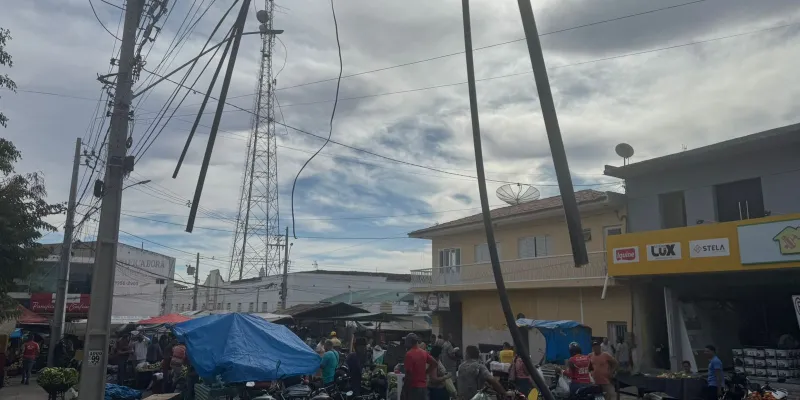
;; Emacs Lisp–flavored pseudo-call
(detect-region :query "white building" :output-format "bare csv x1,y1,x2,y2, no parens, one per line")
13,241,176,320
171,270,412,313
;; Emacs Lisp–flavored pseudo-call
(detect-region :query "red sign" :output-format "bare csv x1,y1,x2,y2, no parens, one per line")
613,247,640,264
30,293,90,315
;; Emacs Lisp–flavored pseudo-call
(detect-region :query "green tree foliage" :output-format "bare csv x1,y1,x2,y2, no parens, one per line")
0,27,64,321
1,28,17,128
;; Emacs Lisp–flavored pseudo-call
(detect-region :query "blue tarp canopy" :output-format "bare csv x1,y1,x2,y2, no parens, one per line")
173,313,321,383
10,328,22,339
516,319,592,363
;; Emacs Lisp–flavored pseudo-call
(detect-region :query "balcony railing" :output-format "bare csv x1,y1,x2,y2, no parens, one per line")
410,251,608,289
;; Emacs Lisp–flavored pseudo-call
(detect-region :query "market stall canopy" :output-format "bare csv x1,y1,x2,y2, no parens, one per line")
357,315,432,332
10,328,23,338
278,302,368,320
250,313,293,324
17,305,48,325
516,319,592,362
327,312,403,322
172,313,321,383
138,313,191,325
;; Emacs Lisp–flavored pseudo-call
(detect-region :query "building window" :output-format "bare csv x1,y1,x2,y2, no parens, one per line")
262,302,268,312
582,228,592,242
438,248,461,267
216,302,222,310
237,303,242,312
659,191,687,228
226,303,231,311
474,243,501,263
518,236,549,258
248,302,254,312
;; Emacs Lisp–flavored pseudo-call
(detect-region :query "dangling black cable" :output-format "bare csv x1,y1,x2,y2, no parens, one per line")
289,0,343,239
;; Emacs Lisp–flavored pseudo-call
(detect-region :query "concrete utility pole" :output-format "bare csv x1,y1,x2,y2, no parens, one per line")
78,0,145,397
280,227,289,310
192,253,200,310
48,137,82,367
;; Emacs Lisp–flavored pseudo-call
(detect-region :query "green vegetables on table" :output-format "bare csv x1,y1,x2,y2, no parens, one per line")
37,367,80,388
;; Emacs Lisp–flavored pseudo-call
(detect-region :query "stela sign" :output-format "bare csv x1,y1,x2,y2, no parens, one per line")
30,293,90,315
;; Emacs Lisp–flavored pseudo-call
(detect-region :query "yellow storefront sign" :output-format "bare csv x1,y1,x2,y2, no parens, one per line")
606,214,800,276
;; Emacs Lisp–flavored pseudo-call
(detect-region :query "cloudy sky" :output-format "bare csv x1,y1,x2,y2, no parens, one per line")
2,0,799,282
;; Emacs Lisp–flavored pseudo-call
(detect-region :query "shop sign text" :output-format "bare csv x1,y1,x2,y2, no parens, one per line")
613,247,639,264
689,238,730,258
646,242,682,261
739,219,800,264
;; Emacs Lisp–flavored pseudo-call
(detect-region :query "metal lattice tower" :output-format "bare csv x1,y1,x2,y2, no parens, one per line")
230,0,282,280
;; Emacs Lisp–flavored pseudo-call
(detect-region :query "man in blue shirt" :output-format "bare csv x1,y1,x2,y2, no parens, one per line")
320,339,340,386
704,345,723,400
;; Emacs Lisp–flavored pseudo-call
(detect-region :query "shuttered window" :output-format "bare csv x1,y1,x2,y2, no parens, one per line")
475,243,501,263
518,236,551,258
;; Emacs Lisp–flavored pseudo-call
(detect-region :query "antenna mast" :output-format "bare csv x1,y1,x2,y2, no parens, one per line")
230,0,282,280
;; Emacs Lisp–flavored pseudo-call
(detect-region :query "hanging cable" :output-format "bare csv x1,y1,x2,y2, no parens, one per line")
289,0,342,239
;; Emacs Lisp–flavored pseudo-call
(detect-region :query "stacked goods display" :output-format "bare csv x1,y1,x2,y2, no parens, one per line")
734,348,800,379
37,367,80,395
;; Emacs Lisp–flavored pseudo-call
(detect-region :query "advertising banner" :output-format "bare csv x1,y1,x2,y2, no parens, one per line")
30,293,90,315
114,245,176,318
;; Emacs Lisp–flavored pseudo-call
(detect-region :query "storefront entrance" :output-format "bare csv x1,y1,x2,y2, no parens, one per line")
645,269,800,375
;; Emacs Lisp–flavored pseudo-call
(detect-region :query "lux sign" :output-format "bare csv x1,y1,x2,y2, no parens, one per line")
646,242,682,261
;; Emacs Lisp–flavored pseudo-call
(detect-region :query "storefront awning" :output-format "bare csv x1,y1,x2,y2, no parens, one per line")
17,305,49,325
138,313,191,325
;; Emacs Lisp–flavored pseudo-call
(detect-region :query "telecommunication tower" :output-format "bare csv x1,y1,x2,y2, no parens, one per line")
230,0,282,280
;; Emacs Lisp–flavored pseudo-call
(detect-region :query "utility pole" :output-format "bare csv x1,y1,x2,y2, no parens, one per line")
192,253,200,310
280,226,289,310
78,0,145,397
48,137,82,367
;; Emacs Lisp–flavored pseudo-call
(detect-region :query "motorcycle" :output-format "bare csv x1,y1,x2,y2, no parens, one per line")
549,370,605,400
722,372,789,400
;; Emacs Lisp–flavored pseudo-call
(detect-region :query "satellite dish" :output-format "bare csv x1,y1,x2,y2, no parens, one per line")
615,143,634,165
496,184,541,206
256,10,269,23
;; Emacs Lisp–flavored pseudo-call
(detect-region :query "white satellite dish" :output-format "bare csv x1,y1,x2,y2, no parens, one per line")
496,184,540,206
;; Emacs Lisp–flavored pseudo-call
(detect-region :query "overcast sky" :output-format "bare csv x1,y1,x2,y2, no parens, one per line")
2,0,799,283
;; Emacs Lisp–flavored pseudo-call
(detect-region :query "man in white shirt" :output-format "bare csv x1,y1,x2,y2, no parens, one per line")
600,337,615,357
131,331,150,365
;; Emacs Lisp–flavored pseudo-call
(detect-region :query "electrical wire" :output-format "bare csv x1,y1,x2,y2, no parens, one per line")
88,0,122,41
234,0,711,94
289,0,343,239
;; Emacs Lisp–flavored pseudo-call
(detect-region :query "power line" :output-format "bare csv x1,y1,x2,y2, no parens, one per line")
239,0,711,93
88,0,122,41
291,0,344,239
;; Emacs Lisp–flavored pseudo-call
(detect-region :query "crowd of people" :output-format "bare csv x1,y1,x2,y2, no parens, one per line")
112,330,188,392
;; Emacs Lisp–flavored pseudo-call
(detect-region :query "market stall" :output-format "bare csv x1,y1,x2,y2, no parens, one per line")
172,312,321,398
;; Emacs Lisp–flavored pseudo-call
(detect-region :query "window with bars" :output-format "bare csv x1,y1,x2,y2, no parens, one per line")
518,236,551,258
475,243,501,263
216,303,222,310
248,302,254,312
237,303,242,312
262,302,268,312
226,303,231,311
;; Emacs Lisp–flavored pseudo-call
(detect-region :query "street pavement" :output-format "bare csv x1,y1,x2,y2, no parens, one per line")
1,380,50,400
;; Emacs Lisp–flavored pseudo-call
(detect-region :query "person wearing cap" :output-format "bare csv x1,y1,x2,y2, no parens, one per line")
329,331,342,350
402,333,438,400
320,339,340,386
590,339,617,399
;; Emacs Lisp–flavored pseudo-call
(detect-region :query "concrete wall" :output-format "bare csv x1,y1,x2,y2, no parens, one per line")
459,286,632,347
431,210,626,266
172,271,410,313
626,145,800,232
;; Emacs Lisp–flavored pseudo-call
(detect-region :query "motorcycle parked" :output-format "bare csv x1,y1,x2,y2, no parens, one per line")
722,372,789,400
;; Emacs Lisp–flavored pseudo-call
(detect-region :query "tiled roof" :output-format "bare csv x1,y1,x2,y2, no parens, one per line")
408,189,609,236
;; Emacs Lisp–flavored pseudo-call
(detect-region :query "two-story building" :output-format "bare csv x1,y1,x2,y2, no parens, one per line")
409,189,631,347
604,123,800,374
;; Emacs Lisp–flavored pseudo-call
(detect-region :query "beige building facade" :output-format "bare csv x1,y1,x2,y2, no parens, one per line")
409,190,632,347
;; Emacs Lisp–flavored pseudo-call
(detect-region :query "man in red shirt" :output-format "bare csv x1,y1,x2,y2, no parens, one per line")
21,335,40,385
402,333,437,400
